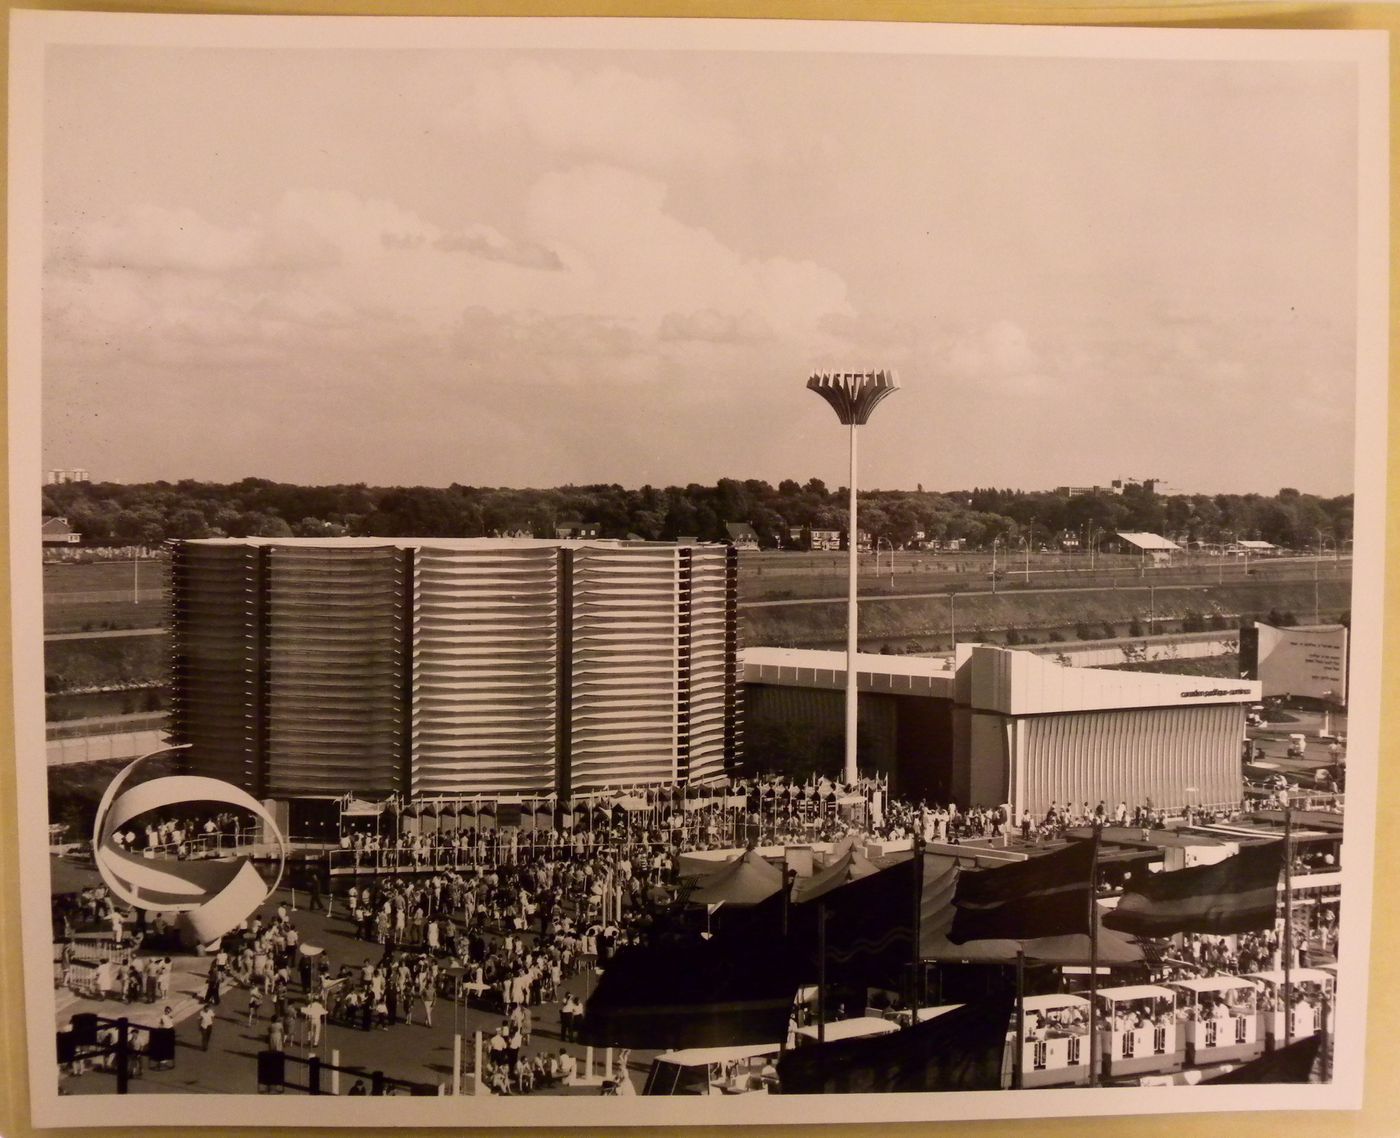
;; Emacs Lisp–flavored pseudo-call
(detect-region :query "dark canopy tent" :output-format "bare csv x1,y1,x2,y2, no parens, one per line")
791,847,880,904
688,849,785,907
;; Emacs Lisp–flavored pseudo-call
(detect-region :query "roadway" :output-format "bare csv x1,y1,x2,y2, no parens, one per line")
745,581,1221,608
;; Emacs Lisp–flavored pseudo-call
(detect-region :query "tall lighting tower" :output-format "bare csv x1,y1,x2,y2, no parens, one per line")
807,370,900,785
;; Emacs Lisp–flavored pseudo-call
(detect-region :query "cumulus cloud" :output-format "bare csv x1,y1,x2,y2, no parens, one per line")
456,60,745,174
942,319,1055,395
44,169,857,403
449,306,655,387
658,308,773,345
525,164,851,338
431,226,563,270
47,203,337,275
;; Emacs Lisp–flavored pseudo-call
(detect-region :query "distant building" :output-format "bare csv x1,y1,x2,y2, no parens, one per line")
810,528,842,552
1056,478,1163,498
554,519,601,540
41,516,81,545
1055,485,1112,498
167,537,741,809
1114,531,1181,567
744,644,1257,812
724,522,760,550
46,468,90,485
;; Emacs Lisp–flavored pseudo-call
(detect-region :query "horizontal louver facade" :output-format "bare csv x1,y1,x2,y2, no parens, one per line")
168,543,261,790
264,546,405,797
412,545,558,796
166,538,739,801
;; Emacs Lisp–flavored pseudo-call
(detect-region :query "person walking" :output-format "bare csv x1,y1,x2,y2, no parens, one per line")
198,1002,216,1052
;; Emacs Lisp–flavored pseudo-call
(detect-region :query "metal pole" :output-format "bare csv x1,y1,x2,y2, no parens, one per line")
910,836,925,1012
133,556,139,605
1087,827,1101,1088
948,593,956,652
1014,949,1025,1090
845,421,859,786
817,901,828,1045
1284,811,1294,1048
1314,538,1321,624
116,1018,130,1094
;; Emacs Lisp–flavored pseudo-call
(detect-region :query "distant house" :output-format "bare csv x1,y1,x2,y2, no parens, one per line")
809,528,842,552
496,524,534,539
42,516,81,545
555,519,601,540
724,522,760,550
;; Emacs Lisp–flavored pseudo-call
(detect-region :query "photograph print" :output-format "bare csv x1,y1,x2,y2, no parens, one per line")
7,11,1389,1129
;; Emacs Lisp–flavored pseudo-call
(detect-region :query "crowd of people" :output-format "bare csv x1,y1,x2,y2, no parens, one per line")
51,769,1345,1095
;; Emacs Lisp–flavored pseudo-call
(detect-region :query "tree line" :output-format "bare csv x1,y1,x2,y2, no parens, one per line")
41,476,1354,552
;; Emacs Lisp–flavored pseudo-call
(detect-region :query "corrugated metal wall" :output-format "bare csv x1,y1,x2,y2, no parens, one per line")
1014,704,1242,814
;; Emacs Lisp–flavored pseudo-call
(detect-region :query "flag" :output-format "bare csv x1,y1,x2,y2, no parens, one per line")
1200,1033,1321,1084
580,892,797,1049
777,994,1015,1094
792,855,918,989
948,837,1097,944
1102,839,1283,937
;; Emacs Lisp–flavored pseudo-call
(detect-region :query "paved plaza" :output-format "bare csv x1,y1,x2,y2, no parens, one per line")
55,880,654,1097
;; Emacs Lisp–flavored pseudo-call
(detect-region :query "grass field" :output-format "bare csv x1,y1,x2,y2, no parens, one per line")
43,558,167,593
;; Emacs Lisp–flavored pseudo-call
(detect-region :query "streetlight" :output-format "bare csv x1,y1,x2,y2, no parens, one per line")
991,535,1000,595
1019,536,1030,584
876,536,895,588
807,369,900,786
1314,531,1325,624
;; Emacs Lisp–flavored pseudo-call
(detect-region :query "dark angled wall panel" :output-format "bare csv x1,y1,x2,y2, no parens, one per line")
167,543,260,790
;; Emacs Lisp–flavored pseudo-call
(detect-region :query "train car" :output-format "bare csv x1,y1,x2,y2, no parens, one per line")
642,1042,781,1095
1246,969,1334,1050
1170,976,1264,1067
1017,994,1092,1088
1095,985,1183,1081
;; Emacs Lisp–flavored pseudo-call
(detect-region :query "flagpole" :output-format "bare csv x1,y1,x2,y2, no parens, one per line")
1283,806,1294,1049
910,835,925,1013
1014,947,1025,1090
1087,824,1101,1088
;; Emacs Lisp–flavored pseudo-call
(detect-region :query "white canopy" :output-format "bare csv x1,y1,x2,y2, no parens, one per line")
1097,985,1177,1004
1245,969,1333,987
1170,976,1260,995
1115,532,1181,552
653,1043,780,1067
1023,993,1091,1012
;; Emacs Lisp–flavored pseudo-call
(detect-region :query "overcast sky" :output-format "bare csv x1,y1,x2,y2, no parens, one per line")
38,30,1362,496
